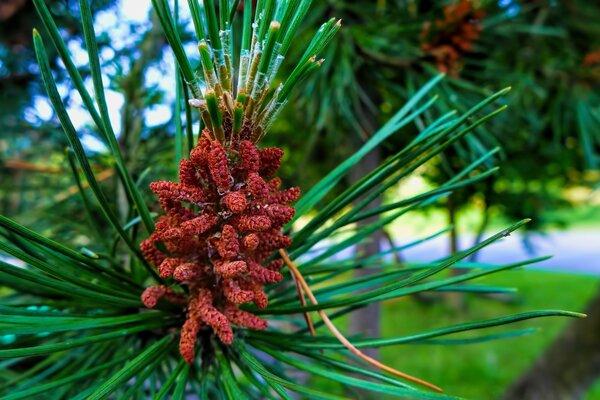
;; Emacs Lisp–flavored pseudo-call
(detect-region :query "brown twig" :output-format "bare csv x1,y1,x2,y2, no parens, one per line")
1,159,64,173
279,249,443,393
289,271,317,336
52,169,115,202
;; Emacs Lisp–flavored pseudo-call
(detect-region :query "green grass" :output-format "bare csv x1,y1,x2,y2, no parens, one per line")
308,269,600,399
542,203,600,230
382,270,600,399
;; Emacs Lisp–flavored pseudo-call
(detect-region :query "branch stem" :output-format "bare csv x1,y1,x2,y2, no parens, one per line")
279,249,443,393
289,271,316,336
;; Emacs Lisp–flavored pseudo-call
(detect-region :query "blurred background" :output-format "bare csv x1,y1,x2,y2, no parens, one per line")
1,0,599,398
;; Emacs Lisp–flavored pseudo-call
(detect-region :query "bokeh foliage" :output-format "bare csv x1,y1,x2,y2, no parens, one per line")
0,0,586,398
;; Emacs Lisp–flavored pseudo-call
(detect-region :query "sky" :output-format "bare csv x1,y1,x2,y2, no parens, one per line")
33,0,191,152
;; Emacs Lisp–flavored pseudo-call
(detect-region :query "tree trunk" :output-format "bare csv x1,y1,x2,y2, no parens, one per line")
448,194,459,256
348,146,384,359
447,194,467,311
503,285,600,400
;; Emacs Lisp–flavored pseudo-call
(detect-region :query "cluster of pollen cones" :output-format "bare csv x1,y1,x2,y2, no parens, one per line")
140,131,299,364
420,0,485,76
584,49,600,66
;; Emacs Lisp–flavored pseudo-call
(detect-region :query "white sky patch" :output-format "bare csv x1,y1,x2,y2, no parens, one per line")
183,41,199,58
66,39,89,68
143,49,177,127
33,96,54,121
155,50,177,102
100,46,116,61
67,106,93,131
105,89,125,133
192,120,200,133
81,133,108,153
145,65,165,86
95,6,118,27
56,81,70,99
118,0,153,24
145,104,173,127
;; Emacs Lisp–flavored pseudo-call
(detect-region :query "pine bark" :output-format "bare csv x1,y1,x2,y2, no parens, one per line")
503,285,600,400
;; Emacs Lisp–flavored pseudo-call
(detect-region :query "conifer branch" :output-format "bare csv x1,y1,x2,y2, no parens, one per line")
279,249,444,393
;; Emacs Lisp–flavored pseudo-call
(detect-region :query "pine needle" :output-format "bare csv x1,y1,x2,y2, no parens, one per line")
279,249,444,393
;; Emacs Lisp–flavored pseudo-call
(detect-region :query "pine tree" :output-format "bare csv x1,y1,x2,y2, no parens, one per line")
0,0,585,398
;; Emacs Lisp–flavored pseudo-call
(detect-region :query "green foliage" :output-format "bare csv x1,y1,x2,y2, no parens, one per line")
376,270,600,400
277,0,600,232
0,0,584,398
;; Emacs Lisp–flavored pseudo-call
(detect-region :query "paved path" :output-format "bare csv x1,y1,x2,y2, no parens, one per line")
398,230,600,275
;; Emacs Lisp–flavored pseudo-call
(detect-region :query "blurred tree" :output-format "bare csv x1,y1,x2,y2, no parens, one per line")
275,0,504,348
503,287,600,399
0,0,116,219
0,1,180,228
274,0,600,388
0,0,114,133
282,0,600,235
